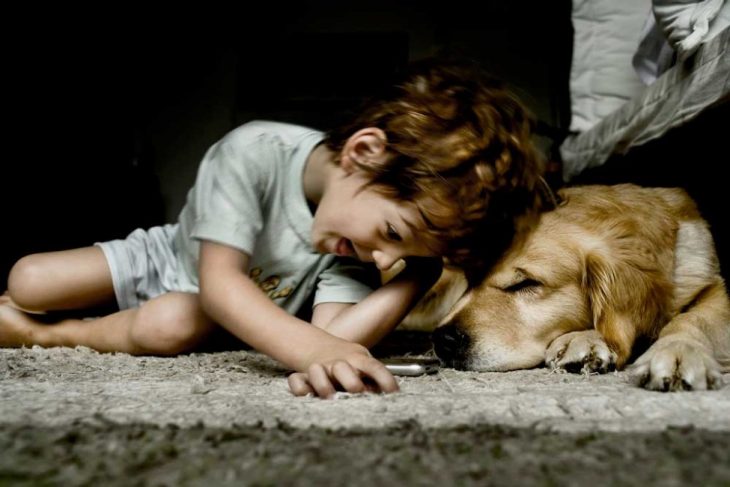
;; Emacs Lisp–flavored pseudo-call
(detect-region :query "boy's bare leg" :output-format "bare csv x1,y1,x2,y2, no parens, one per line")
0,303,139,351
0,292,215,355
6,246,116,312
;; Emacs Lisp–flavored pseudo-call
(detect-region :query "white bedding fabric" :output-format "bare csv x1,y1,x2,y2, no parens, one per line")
568,0,651,132
633,15,679,85
633,1,728,84
653,0,729,58
560,26,729,182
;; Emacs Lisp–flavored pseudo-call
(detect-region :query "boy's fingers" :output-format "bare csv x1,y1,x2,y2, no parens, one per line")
290,357,399,398
355,358,400,393
331,361,366,393
307,363,337,399
287,372,314,396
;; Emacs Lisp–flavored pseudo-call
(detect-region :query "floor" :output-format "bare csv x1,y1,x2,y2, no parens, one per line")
1,340,729,485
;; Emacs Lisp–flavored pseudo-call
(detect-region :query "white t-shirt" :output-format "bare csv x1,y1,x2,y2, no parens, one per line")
174,121,375,316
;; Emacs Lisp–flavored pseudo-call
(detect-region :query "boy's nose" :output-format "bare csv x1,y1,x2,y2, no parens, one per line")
372,250,399,271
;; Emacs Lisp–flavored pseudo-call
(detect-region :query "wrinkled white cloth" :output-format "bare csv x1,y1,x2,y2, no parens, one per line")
653,0,729,58
561,27,729,181
633,15,677,85
633,0,728,85
568,0,651,132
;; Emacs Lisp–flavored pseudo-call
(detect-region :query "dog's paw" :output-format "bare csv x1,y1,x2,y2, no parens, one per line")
628,337,724,391
545,330,617,374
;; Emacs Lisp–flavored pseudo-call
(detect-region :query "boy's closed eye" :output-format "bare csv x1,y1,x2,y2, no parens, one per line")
386,222,402,242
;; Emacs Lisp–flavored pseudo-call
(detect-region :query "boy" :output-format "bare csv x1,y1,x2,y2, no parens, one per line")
0,60,544,398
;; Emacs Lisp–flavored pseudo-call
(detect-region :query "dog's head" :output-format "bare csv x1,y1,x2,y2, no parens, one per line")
433,211,591,370
433,185,678,371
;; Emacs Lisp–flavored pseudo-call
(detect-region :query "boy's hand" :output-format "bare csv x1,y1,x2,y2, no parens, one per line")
288,345,399,399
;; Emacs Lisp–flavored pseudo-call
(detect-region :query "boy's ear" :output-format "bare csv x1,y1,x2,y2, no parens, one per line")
341,127,388,173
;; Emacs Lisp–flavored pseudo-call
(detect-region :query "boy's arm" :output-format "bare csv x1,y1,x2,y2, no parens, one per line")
198,240,398,397
312,258,443,347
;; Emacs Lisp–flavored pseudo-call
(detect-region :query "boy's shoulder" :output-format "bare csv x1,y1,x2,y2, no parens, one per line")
225,120,322,148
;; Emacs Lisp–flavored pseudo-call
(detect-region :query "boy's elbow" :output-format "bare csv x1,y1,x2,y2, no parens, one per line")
311,302,352,331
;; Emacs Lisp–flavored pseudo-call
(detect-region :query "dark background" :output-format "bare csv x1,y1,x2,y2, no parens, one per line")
3,1,573,286
4,1,727,287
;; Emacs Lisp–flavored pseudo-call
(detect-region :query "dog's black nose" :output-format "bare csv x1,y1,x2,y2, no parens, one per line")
432,324,470,365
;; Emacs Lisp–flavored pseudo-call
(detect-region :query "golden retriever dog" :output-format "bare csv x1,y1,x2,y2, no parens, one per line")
419,184,730,391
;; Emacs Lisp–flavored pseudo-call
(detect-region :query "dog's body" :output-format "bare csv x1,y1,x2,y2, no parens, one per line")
418,184,730,391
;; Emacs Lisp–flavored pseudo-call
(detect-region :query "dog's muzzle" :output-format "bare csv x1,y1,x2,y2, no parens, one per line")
432,324,471,369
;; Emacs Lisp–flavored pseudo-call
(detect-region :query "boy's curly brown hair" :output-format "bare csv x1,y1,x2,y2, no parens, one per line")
324,59,546,271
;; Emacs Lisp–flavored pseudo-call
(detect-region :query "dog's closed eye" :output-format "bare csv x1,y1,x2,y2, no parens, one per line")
504,278,542,293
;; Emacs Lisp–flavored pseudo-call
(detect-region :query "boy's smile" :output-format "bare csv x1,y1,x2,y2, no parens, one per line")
304,128,436,271
334,237,356,258
310,171,434,271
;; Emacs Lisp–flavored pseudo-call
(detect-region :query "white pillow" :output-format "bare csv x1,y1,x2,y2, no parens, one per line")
569,0,652,132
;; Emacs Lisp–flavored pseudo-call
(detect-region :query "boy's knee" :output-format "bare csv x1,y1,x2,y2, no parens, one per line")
129,294,212,355
7,255,48,311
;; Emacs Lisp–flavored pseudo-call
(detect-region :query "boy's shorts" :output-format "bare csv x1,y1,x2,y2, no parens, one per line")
95,223,183,310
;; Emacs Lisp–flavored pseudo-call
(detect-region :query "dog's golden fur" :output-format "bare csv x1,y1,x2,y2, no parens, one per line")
421,184,730,391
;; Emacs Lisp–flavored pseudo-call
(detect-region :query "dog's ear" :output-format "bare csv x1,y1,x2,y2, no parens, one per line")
582,252,669,368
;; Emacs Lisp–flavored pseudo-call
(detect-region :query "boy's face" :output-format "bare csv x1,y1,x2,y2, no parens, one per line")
311,170,435,271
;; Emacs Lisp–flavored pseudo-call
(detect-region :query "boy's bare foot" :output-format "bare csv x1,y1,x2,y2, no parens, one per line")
0,302,48,347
